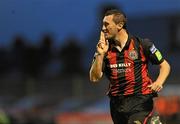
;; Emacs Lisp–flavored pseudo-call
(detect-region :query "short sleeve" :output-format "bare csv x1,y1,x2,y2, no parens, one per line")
141,39,164,65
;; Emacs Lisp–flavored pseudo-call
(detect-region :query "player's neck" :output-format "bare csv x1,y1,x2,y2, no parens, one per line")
114,29,128,48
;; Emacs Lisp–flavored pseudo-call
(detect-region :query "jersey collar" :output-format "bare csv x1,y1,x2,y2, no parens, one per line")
109,33,133,52
123,33,133,49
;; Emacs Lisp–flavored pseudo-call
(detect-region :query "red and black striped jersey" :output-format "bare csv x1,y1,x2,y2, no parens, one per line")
103,34,164,96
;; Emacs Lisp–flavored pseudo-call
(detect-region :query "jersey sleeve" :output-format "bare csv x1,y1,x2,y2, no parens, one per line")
141,39,164,65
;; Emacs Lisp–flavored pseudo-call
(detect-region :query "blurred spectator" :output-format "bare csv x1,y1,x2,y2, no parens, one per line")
11,36,27,73
39,34,53,73
0,47,9,76
58,36,85,77
23,45,40,78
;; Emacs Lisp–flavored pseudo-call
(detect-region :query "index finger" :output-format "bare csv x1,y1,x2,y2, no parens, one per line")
99,31,106,43
99,31,108,45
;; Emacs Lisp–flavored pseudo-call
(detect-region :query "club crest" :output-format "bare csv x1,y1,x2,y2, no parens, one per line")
128,50,138,60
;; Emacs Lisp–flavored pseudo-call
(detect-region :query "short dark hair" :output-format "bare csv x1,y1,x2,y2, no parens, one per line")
105,9,127,29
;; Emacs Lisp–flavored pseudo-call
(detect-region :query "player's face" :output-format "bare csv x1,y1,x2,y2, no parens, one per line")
102,15,119,40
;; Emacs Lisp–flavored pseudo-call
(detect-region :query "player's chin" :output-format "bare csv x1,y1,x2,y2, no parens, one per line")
105,34,112,40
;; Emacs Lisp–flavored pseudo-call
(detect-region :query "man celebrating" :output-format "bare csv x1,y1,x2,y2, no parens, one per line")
89,9,170,124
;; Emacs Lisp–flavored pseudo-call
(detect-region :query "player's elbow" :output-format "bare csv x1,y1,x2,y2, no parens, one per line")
166,61,171,74
167,61,171,71
90,77,99,83
89,72,102,83
164,60,171,70
160,60,171,74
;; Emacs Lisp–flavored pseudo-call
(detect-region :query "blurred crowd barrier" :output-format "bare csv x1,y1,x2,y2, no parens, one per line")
155,96,179,116
55,113,112,124
55,95,180,124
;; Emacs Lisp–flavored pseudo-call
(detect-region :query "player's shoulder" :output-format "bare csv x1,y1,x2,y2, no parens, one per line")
141,38,154,48
135,36,154,49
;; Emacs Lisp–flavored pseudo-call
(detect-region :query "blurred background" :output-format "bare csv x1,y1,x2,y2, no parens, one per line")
0,0,180,124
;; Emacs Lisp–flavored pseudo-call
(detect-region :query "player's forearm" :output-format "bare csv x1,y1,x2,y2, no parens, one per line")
155,60,171,85
89,54,104,82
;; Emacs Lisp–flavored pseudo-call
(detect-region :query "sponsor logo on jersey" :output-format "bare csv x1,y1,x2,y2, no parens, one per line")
112,68,132,73
110,63,131,68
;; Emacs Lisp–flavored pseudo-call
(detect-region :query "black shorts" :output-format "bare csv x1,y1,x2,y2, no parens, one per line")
110,94,154,124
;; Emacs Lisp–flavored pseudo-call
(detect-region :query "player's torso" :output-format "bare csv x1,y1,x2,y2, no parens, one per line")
104,38,152,95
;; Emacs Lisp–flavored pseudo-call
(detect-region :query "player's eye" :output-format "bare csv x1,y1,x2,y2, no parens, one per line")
103,22,109,27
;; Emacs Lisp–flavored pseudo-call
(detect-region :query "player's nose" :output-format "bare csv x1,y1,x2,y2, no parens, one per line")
102,25,107,33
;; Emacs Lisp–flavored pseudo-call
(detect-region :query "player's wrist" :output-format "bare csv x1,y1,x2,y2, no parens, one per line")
95,52,105,57
154,80,164,86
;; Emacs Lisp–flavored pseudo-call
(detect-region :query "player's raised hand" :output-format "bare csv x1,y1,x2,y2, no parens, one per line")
96,31,109,55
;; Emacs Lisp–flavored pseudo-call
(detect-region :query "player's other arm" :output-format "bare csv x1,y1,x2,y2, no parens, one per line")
148,59,170,92
143,39,171,92
154,59,171,89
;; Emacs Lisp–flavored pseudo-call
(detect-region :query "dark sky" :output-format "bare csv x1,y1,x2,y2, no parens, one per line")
0,0,180,46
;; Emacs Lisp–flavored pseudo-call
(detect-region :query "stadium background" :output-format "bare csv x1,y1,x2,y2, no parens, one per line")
0,0,180,124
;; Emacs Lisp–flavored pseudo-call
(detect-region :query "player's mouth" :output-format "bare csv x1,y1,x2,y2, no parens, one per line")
102,29,108,33
102,30,110,38
104,33,109,39
103,31,109,35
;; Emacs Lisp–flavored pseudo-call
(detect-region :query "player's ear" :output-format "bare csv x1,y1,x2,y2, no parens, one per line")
117,22,124,30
